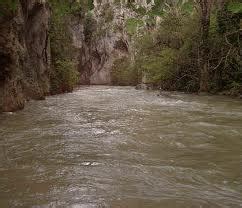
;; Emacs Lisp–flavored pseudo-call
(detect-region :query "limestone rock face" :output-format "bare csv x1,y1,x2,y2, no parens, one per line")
70,3,134,85
0,0,50,112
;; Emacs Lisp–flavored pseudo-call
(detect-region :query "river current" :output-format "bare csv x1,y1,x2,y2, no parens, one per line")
0,86,242,207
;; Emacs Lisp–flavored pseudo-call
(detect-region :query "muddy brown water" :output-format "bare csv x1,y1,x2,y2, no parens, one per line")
0,86,242,208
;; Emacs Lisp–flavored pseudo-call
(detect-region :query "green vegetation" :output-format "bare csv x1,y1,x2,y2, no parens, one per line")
127,3,147,16
50,60,79,93
0,0,18,16
133,9,201,92
126,18,144,35
111,57,140,86
49,0,94,16
49,1,80,94
1,0,241,96
228,2,242,14
113,0,241,96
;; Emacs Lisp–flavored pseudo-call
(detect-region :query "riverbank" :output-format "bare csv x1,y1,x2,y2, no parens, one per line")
1,83,241,114
135,83,242,99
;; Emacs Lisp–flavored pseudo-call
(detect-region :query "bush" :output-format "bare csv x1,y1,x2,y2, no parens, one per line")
50,60,79,93
111,57,140,86
128,11,201,92
125,18,144,35
50,4,79,94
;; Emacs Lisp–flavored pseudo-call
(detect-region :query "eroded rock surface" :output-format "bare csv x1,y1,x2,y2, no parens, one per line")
70,3,134,85
0,0,50,112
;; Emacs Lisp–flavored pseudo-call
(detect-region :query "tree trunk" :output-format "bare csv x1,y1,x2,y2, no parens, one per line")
198,0,213,92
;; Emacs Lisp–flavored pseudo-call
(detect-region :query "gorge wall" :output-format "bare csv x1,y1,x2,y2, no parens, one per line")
0,0,50,112
0,0,151,112
70,2,135,85
70,0,154,85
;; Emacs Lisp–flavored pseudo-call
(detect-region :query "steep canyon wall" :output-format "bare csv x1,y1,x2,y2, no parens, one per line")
0,0,50,112
70,2,138,85
0,0,149,112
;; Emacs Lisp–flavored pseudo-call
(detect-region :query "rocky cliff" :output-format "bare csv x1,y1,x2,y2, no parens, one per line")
0,0,152,112
70,1,144,85
0,0,50,112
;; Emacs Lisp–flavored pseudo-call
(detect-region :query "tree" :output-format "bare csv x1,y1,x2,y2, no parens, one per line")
197,0,214,92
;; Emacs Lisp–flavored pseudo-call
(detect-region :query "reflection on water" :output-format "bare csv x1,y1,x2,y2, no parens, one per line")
0,86,242,208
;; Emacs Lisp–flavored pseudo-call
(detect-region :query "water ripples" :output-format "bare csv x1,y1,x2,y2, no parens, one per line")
0,86,242,207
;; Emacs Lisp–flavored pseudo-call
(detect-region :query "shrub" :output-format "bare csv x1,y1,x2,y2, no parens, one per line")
125,18,144,35
111,57,140,86
50,4,79,94
130,12,201,92
50,60,79,93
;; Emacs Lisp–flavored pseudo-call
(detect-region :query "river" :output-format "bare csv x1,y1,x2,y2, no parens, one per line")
0,86,242,207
